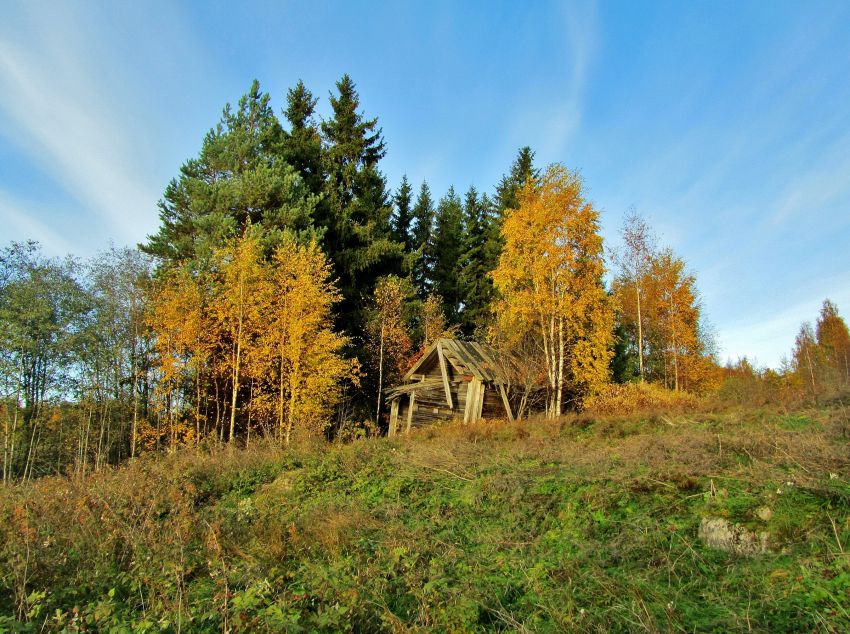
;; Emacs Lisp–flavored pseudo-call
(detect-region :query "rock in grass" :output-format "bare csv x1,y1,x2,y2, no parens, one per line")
699,517,770,555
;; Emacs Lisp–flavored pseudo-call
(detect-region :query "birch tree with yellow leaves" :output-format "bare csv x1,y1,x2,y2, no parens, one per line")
492,163,613,415
146,230,354,446
259,238,355,444
367,276,412,423
209,232,267,443
146,266,212,449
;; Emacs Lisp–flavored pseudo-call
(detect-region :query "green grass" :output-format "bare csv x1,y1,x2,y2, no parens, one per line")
1,405,849,632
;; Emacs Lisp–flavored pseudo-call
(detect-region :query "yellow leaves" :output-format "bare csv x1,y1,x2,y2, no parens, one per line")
492,163,613,413
370,276,412,378
146,231,353,444
612,212,718,393
420,293,449,350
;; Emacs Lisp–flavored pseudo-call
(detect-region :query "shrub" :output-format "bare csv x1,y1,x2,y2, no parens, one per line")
583,381,703,415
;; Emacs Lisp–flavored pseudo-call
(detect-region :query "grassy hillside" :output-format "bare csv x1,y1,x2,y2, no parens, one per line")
1,405,849,632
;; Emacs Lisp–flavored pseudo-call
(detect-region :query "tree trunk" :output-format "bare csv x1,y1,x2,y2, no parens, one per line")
804,344,818,403
636,286,644,380
555,315,564,416
285,363,300,447
278,355,286,445
229,280,245,444
376,325,385,422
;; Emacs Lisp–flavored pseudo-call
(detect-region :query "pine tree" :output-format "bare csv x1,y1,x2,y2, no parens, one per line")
431,187,465,324
320,75,404,321
484,147,540,285
142,80,316,266
494,146,540,213
410,181,435,299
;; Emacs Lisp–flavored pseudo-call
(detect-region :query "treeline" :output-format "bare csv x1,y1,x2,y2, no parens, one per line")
720,300,850,406
0,244,149,482
4,75,845,481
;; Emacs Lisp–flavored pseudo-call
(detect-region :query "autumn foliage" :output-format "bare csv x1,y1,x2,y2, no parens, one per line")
492,164,613,414
612,214,721,394
146,231,355,447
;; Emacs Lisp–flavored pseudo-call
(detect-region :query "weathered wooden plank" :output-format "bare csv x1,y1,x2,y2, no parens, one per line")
406,392,415,433
471,341,506,385
436,342,454,409
402,340,440,381
475,383,486,422
389,397,400,436
443,339,484,380
498,384,514,422
386,379,444,398
464,378,479,423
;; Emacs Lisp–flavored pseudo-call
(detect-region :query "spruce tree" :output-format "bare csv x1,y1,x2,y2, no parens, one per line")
431,187,464,324
410,181,435,299
482,146,540,286
281,80,324,197
459,186,494,337
391,175,414,251
494,146,540,211
320,75,404,320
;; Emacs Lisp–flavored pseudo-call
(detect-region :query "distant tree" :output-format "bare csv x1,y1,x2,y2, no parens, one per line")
0,242,89,480
611,211,657,381
82,247,153,462
366,276,412,422
815,299,850,388
793,322,822,401
492,164,613,415
645,249,705,391
410,181,435,299
611,215,719,393
430,188,465,324
392,175,414,252
420,293,448,350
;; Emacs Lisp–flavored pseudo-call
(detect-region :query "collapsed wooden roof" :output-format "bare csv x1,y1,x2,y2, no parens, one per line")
386,338,516,400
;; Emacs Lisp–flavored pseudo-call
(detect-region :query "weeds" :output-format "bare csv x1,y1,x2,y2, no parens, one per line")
0,405,848,631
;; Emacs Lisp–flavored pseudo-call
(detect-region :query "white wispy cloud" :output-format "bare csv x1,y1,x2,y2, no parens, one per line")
0,189,75,255
0,4,165,246
509,0,598,162
717,272,850,369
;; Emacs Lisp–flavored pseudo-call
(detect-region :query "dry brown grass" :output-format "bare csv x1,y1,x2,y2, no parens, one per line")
397,405,850,493
583,381,704,416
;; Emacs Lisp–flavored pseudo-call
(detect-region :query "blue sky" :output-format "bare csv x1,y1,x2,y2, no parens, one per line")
1,1,849,368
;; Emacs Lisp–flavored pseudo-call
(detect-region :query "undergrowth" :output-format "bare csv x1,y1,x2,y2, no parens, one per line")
1,405,849,632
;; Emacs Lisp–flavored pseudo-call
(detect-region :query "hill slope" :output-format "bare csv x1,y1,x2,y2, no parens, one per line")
2,406,849,632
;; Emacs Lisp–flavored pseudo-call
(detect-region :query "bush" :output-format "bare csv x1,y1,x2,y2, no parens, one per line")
583,381,703,415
